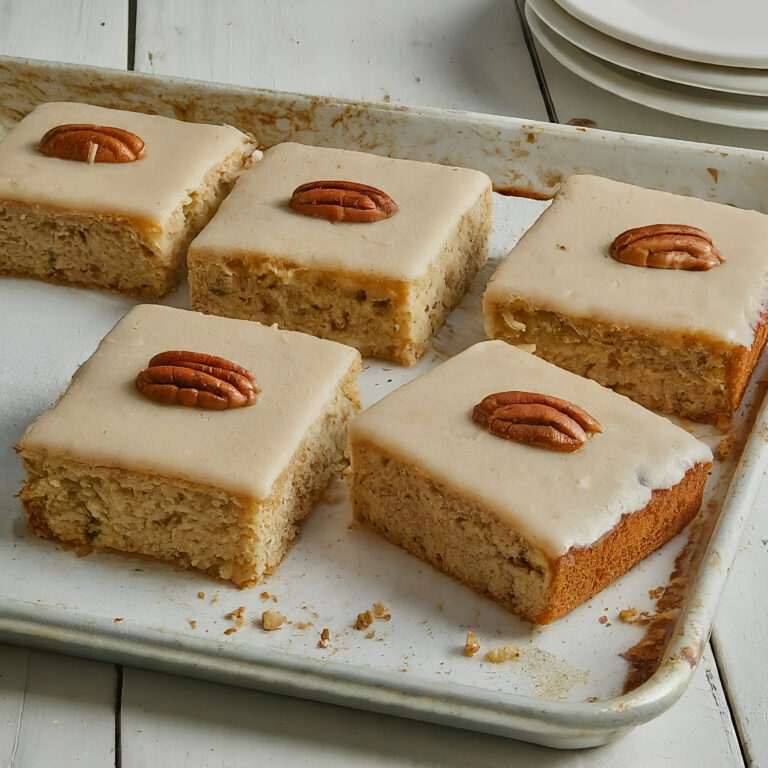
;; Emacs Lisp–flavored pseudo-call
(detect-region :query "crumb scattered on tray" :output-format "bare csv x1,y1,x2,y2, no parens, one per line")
294,621,314,630
318,628,331,648
262,610,286,631
210,593,220,605
223,627,237,636
716,434,736,461
648,586,664,600
113,617,123,623
197,591,205,600
365,630,376,640
599,615,608,625
226,606,248,629
619,607,638,623
586,696,599,703
189,620,197,629
372,601,391,620
484,644,520,664
355,610,374,630
464,631,481,657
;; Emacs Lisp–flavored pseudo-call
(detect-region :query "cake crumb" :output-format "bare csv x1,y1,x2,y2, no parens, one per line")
189,620,197,629
197,591,205,600
226,606,247,629
210,593,220,605
260,591,270,600
318,628,331,648
372,601,391,620
262,610,286,631
586,696,599,703
484,644,520,664
648,586,664,599
223,627,237,636
716,434,736,461
355,610,374,630
294,621,314,630
464,631,481,657
599,615,608,624
619,607,642,624
365,631,376,640
113,618,123,623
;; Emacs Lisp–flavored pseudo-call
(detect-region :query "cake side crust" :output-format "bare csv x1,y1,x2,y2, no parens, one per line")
350,434,710,623
483,296,765,423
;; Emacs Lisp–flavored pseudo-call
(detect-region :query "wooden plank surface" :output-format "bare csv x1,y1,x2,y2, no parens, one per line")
0,646,116,768
713,473,768,768
133,0,547,120
0,0,128,69
120,644,742,767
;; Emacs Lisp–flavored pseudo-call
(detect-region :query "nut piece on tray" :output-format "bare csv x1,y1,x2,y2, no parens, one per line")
483,174,768,423
0,102,257,299
187,142,492,365
15,304,361,586
348,341,712,624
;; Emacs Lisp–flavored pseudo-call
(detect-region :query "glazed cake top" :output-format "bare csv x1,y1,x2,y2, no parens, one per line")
188,142,491,281
349,341,712,558
20,304,360,501
0,102,254,229
484,174,768,346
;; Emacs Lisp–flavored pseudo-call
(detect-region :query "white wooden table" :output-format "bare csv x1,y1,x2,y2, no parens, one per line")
1,2,766,766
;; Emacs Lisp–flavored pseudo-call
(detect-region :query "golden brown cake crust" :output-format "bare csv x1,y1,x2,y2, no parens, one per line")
537,462,711,624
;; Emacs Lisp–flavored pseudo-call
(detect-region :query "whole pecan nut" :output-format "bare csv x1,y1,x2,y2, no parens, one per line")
610,225,724,271
472,391,601,452
39,123,147,163
136,351,259,410
289,180,398,223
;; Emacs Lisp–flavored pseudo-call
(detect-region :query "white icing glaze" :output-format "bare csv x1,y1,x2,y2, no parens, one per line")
349,340,712,558
484,175,768,346
188,142,491,281
20,305,360,500
0,102,255,230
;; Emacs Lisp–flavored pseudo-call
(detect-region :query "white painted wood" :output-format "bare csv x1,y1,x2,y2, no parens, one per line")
1,649,116,768
713,473,768,768
120,644,742,768
133,0,547,120
0,645,29,767
532,39,768,152
0,0,128,69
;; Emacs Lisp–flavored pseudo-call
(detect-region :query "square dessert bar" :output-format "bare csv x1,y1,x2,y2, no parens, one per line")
349,341,712,624
0,102,256,299
16,304,361,586
188,142,492,365
483,174,768,423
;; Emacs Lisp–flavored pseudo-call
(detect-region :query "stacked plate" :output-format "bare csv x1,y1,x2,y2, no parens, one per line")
525,0,768,129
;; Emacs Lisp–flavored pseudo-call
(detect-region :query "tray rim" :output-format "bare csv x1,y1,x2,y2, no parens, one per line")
1,53,767,748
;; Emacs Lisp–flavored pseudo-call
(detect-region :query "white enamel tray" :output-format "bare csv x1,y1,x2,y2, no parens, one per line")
1,56,768,749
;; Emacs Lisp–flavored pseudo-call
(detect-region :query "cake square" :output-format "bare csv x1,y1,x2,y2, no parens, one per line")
348,341,712,624
16,304,361,586
187,142,492,365
0,102,256,299
483,174,768,423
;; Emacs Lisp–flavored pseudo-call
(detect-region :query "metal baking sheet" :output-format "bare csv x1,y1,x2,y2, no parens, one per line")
1,56,768,748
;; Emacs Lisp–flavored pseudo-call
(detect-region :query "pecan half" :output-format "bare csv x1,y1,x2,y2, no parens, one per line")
289,180,398,223
136,351,259,410
39,124,146,163
610,225,724,271
472,391,601,452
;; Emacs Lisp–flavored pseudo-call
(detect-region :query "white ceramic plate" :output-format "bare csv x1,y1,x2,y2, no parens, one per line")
526,6,768,130
528,0,768,97
555,0,768,69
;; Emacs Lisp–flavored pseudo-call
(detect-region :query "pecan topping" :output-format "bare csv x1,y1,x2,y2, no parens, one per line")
39,124,146,163
289,180,398,223
136,351,259,410
472,391,601,452
610,225,724,271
